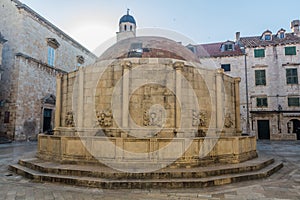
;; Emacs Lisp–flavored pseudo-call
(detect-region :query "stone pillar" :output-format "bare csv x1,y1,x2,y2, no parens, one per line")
77,67,85,129
234,77,242,134
121,61,132,136
216,69,224,132
54,74,63,129
173,61,184,135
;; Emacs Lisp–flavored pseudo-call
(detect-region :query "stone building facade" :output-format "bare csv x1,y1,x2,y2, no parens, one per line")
0,0,97,141
193,20,300,140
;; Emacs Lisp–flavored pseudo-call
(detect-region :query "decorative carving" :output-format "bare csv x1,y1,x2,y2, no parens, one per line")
143,110,150,126
121,60,132,70
149,111,160,127
143,109,163,127
224,114,234,128
173,61,184,70
65,111,74,127
144,86,151,100
96,110,113,127
192,110,207,127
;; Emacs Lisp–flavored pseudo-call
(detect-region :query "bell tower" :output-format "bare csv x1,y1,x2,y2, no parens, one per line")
117,9,136,42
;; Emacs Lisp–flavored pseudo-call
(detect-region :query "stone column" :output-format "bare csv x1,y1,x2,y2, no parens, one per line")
173,61,184,135
234,77,242,134
77,67,85,129
121,61,132,136
54,74,63,129
216,69,224,132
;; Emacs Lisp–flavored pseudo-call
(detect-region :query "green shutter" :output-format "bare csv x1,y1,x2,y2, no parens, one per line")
255,70,266,85
288,97,300,106
254,49,265,58
286,68,298,84
257,97,268,107
285,46,296,55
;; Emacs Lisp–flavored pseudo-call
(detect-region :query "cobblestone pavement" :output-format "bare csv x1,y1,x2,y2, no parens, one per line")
0,141,300,200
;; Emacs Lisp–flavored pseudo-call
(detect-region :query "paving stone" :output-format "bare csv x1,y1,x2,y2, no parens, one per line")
1,141,300,199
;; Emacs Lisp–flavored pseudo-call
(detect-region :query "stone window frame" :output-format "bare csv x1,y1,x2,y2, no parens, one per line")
285,46,297,56
46,38,60,67
256,97,268,108
255,69,266,86
286,68,298,84
288,97,300,107
254,49,265,58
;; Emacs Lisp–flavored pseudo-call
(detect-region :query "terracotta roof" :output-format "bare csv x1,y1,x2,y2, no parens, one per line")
240,33,300,48
194,42,244,58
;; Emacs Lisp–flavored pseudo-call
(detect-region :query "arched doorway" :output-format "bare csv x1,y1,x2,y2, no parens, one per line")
288,119,300,140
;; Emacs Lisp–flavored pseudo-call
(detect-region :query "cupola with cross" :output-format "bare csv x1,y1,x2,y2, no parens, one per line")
117,9,137,42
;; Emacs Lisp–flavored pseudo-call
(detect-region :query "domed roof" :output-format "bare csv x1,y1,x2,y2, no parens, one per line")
119,9,136,25
98,36,200,63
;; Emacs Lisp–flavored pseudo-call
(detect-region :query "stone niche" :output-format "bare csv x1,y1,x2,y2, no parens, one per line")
39,36,256,168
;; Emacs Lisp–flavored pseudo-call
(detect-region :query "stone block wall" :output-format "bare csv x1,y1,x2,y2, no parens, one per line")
56,58,241,138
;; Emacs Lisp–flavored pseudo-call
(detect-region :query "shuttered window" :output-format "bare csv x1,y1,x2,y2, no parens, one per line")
255,70,266,86
288,97,300,107
286,68,298,84
254,49,265,58
256,97,268,107
285,46,296,55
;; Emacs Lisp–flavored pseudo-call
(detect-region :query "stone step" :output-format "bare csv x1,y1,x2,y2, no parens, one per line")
16,157,275,180
8,160,283,189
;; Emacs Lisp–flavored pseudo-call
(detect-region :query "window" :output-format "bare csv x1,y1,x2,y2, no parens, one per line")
4,111,9,123
257,97,268,107
288,97,300,107
187,45,196,53
254,49,265,58
279,32,285,39
47,46,55,66
286,68,298,84
255,70,266,86
221,64,231,72
285,46,296,55
128,42,143,57
124,25,127,31
46,38,59,67
76,55,84,69
130,25,133,31
264,34,271,41
261,30,272,41
224,44,233,51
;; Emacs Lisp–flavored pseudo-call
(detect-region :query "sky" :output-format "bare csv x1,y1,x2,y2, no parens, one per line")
20,0,300,54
